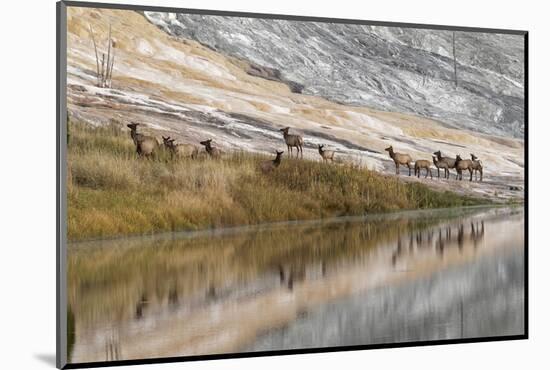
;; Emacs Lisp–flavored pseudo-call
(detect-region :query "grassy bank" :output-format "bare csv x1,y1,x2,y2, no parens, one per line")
67,121,488,241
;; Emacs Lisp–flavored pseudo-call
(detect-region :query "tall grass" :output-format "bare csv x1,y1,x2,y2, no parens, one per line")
67,120,488,241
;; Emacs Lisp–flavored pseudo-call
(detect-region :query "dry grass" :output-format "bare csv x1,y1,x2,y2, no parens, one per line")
67,120,488,241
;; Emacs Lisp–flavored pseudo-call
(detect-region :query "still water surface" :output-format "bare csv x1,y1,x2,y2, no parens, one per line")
68,206,524,363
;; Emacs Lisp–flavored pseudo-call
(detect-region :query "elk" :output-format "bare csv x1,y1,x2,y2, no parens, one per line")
127,123,158,158
385,146,413,176
277,264,306,291
279,127,304,158
470,154,483,182
260,150,284,173
414,160,433,179
162,136,199,159
318,144,335,163
432,155,450,179
455,154,474,181
470,220,485,248
199,139,223,159
161,135,172,152
433,150,456,177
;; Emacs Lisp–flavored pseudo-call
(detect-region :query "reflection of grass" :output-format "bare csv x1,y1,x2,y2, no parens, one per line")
68,207,486,328
67,308,75,362
68,215,427,327
67,120,488,241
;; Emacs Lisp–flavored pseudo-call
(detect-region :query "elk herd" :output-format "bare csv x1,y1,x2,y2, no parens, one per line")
386,146,483,182
126,122,484,182
127,123,310,173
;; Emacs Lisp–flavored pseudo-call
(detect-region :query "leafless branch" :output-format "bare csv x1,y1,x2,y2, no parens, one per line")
88,23,116,88
88,24,101,86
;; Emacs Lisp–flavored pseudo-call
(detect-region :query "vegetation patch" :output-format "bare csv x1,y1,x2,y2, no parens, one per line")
67,120,489,241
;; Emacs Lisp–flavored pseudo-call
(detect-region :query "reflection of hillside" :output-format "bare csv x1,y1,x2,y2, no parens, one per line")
68,215,429,327
69,207,523,362
69,208,517,328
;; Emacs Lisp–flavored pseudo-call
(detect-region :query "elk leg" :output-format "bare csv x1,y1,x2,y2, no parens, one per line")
395,163,399,175
408,163,412,176
469,168,473,182
480,169,483,182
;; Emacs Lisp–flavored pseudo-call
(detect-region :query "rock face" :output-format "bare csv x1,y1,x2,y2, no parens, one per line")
145,12,525,138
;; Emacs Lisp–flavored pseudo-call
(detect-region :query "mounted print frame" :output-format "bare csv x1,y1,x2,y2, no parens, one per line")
57,1,528,368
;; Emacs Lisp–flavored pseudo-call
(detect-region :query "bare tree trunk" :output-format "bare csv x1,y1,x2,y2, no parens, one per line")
88,25,101,86
452,31,458,88
108,53,115,88
88,23,116,88
100,53,105,87
105,24,112,88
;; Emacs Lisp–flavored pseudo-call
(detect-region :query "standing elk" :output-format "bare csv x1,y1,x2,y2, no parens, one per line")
414,160,433,179
433,150,456,178
279,127,304,158
432,155,450,179
385,146,413,176
318,144,335,163
455,154,474,181
470,154,483,182
127,123,158,158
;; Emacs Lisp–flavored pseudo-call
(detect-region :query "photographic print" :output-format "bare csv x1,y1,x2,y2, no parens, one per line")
58,1,526,367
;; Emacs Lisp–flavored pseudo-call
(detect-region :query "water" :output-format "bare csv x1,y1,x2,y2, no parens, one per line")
67,206,524,363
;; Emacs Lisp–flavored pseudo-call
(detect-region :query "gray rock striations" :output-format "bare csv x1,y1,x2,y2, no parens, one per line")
145,12,524,138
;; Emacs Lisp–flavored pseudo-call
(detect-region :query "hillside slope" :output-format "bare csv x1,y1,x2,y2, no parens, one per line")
146,12,525,138
66,8,524,201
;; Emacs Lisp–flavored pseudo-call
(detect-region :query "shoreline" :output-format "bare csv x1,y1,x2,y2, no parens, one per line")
68,203,519,246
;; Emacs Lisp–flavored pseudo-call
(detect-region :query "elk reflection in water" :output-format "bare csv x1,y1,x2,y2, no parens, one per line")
391,219,486,266
67,207,523,363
